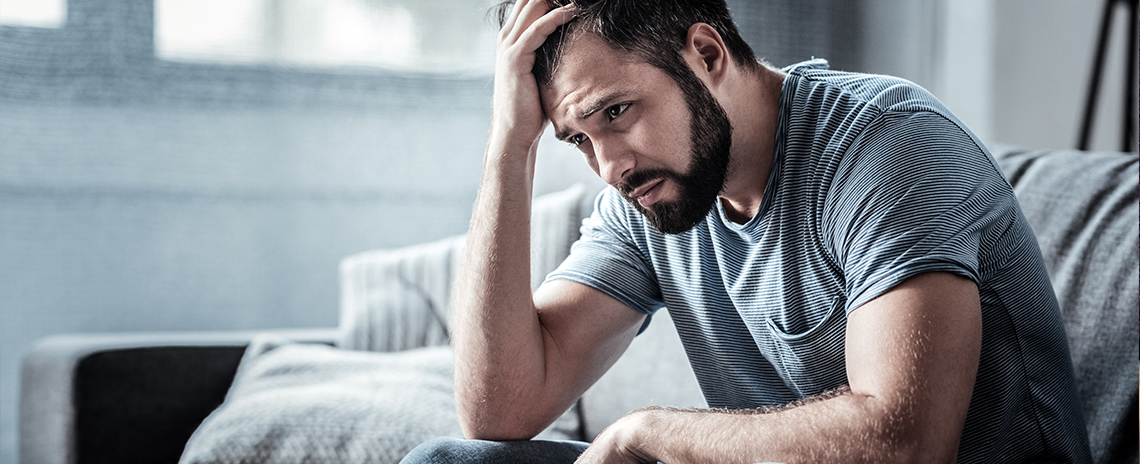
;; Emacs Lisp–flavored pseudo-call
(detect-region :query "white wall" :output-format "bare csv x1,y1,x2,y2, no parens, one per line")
862,0,1137,152
991,0,1136,152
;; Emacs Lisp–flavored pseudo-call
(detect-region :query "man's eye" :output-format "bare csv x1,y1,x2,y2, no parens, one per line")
606,103,630,121
568,134,588,147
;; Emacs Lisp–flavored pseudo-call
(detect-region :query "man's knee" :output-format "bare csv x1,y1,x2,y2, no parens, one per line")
400,436,588,464
401,437,469,464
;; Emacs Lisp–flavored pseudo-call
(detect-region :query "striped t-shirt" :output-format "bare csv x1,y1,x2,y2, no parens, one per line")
547,60,1091,462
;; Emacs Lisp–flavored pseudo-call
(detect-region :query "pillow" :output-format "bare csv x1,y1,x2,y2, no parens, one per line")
180,335,461,464
182,335,581,464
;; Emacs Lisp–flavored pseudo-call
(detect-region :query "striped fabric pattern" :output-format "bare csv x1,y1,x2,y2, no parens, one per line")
547,60,1091,462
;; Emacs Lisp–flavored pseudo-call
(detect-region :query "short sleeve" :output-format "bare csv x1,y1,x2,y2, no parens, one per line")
823,111,1017,313
544,188,665,316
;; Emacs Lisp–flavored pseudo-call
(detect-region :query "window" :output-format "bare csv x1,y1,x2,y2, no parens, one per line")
0,0,66,28
154,0,498,74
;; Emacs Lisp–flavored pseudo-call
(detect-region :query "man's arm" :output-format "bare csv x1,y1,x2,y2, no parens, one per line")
577,272,982,464
451,0,646,440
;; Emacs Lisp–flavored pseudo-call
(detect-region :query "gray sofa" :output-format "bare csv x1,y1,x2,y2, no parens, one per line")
19,145,1138,464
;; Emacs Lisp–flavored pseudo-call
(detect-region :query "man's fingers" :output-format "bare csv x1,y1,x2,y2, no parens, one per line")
514,5,574,52
501,0,557,45
502,0,548,44
499,0,529,40
488,1,573,145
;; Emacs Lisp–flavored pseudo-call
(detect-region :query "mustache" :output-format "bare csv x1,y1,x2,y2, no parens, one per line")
616,168,679,196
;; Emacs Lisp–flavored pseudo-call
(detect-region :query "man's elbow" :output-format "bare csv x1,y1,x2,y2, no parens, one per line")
456,404,550,442
459,423,539,442
845,425,955,464
852,394,962,464
873,438,956,464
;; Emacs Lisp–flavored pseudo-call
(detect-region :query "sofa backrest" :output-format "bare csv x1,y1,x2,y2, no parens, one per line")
338,184,598,352
579,308,707,439
990,145,1139,464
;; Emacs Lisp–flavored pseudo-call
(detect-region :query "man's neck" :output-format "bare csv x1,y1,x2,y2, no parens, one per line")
718,64,786,225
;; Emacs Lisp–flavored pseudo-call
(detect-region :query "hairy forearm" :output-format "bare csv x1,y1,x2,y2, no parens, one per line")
451,140,553,439
614,388,948,464
452,0,583,440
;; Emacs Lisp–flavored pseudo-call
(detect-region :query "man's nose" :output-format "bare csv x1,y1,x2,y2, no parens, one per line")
594,139,635,186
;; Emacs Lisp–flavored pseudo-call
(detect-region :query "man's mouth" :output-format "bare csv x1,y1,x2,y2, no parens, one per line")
630,178,666,208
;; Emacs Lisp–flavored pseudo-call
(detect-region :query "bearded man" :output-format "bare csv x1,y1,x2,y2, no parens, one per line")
402,0,1092,462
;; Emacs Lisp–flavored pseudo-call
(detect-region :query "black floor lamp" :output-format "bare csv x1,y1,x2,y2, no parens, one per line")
1077,0,1138,152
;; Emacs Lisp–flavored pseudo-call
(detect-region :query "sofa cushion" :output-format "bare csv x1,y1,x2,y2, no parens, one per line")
990,144,1139,464
180,336,461,464
338,183,596,352
180,335,579,464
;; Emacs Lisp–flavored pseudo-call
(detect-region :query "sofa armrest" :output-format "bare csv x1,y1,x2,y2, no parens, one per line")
20,328,337,464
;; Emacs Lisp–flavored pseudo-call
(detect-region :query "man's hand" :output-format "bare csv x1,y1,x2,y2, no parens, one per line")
575,410,657,464
490,0,574,157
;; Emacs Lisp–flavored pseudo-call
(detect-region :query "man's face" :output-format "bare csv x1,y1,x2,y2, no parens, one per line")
540,34,733,234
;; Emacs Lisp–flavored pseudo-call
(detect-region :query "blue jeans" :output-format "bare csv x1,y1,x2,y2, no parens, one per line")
400,436,591,464
401,436,788,464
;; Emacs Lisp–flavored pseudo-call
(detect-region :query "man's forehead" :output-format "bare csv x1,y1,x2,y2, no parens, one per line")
548,32,642,80
540,34,648,114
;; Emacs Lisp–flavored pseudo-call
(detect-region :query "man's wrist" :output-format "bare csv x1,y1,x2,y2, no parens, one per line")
617,407,672,460
484,134,540,175
487,127,541,158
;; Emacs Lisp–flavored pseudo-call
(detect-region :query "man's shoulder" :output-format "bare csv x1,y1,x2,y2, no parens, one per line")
783,59,949,118
776,59,988,172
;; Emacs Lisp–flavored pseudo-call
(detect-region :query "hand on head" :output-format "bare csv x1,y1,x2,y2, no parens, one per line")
490,0,575,156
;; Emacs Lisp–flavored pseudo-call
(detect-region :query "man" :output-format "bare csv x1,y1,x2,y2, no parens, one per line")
403,0,1092,462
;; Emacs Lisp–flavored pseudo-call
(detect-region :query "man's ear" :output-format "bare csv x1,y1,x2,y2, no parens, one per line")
683,23,730,85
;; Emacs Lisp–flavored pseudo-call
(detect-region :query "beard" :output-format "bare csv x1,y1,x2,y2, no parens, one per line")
615,69,734,235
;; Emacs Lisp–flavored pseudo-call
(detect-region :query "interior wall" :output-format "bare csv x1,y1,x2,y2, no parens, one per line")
860,0,1137,152
991,0,1137,152
857,0,940,87
727,0,862,70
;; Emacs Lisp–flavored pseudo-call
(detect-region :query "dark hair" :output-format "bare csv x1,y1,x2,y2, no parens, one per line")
495,0,759,87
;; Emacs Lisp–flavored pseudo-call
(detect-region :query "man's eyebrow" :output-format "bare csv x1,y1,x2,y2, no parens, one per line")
577,90,630,120
554,125,572,142
553,89,632,142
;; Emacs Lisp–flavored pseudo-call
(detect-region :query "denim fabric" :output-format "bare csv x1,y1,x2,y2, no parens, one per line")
401,437,590,464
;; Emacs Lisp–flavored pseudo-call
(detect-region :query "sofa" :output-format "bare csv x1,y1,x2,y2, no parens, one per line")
19,145,1138,464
